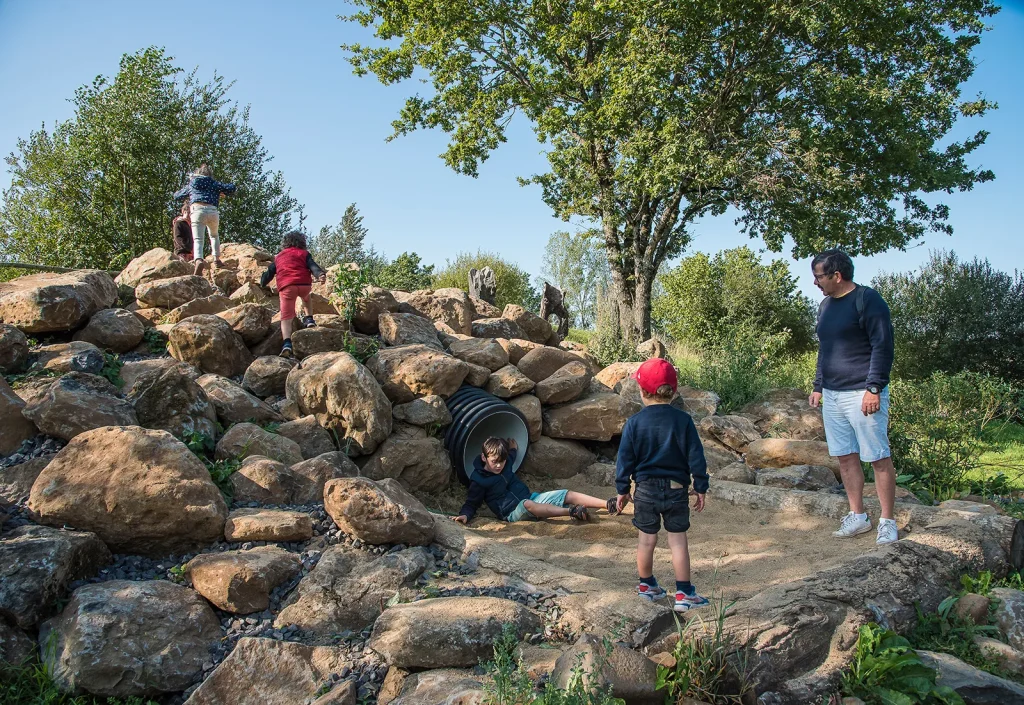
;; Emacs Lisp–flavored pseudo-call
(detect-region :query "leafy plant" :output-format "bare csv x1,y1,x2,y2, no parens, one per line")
0,659,158,704
183,431,216,458
140,328,166,355
206,458,240,501
841,623,964,704
99,353,124,388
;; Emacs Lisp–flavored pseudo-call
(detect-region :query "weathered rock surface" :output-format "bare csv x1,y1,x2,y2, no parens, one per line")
0,525,111,629
462,361,491,387
216,422,303,465
917,649,1024,705
992,588,1024,652
519,437,596,479
502,304,552,345
116,248,192,288
0,621,35,668
121,356,197,389
485,364,536,397
72,307,145,352
0,456,50,504
367,345,469,404
755,465,839,491
675,386,721,421
276,415,336,459
224,508,314,543
388,669,486,705
361,429,452,492
392,395,452,428
242,355,296,398
289,452,361,503
198,374,282,425
368,597,541,669
713,462,756,484
324,477,436,546
471,317,523,340
379,312,442,349
542,393,629,441
972,636,1024,677
183,637,352,705
636,338,669,360
697,415,762,453
34,340,105,375
220,243,274,286
738,388,825,440
135,274,215,310
165,293,233,324
0,270,117,333
551,634,662,704
448,337,509,371
955,593,993,625
498,338,543,365
348,286,401,334
291,326,376,359
28,426,227,555
508,394,542,442
23,372,137,441
534,361,592,404
516,346,586,383
229,456,293,505
275,546,432,636
398,288,474,335
0,324,30,373
745,439,839,475
286,351,392,455
168,314,253,377
0,378,35,455
229,281,272,306
216,303,273,345
187,546,302,614
126,363,218,439
41,580,221,698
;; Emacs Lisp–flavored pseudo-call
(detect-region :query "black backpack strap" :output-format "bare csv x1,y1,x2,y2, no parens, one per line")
855,285,868,330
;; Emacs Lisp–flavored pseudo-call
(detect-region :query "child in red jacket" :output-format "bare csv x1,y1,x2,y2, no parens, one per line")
260,231,326,358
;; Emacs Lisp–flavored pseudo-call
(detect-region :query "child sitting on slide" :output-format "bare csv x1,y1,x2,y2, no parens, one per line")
454,437,616,524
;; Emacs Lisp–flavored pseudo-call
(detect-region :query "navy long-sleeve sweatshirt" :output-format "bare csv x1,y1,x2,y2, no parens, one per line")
615,404,709,496
174,175,236,207
458,448,530,521
813,285,894,393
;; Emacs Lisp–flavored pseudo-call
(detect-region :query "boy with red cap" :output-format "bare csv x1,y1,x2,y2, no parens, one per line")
615,358,711,612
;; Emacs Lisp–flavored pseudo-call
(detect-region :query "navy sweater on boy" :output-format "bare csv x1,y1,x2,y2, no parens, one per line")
458,448,529,521
615,404,709,496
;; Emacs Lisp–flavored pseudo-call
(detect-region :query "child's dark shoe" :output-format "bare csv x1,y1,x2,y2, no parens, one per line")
605,497,619,515
280,340,294,359
301,315,317,328
637,582,666,601
569,504,590,521
674,590,710,612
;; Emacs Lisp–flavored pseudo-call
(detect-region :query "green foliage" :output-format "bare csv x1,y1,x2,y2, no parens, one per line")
888,372,1023,501
343,0,995,339
184,430,216,457
1,47,300,271
371,251,435,292
98,353,124,389
333,264,370,325
587,330,647,369
432,250,540,313
0,659,157,705
654,248,815,355
309,203,370,268
182,430,237,500
841,623,965,705
539,231,609,330
873,251,1024,384
140,328,166,355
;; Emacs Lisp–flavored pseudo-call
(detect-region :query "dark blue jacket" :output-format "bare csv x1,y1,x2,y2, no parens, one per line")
813,285,894,392
174,175,236,207
615,404,709,496
458,448,529,521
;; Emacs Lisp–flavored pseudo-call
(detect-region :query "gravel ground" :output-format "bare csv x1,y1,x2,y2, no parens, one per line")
1,435,64,468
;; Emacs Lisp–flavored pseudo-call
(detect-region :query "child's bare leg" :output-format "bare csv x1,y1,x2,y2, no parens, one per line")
636,531,658,578
522,500,570,519
280,317,294,340
565,491,613,510
298,293,313,320
666,531,691,583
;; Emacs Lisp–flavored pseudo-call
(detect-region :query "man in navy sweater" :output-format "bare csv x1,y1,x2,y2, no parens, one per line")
809,249,898,544
615,358,711,612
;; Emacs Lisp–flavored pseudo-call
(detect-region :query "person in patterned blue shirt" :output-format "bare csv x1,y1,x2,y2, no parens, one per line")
174,164,236,275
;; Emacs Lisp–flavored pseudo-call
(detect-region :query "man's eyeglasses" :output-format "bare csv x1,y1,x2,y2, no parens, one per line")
813,271,834,282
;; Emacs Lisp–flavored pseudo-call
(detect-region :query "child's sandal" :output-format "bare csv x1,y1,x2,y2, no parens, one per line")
569,505,590,521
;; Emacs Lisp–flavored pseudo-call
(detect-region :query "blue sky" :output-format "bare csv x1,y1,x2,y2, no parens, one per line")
1,0,1021,300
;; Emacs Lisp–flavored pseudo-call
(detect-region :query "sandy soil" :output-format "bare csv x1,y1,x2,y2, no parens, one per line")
452,475,875,601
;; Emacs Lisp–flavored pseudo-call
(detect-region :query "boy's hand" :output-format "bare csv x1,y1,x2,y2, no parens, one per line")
507,438,518,450
693,493,706,512
616,494,631,513
317,274,327,284
452,515,468,524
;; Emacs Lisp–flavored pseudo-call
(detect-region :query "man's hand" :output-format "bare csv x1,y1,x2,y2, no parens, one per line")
809,392,822,408
507,438,518,451
693,493,706,512
452,515,468,524
862,391,881,416
616,493,631,513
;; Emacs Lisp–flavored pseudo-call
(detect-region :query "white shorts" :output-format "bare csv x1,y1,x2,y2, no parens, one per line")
822,387,891,463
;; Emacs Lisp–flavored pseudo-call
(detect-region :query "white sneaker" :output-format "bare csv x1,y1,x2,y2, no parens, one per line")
833,512,872,538
876,518,899,545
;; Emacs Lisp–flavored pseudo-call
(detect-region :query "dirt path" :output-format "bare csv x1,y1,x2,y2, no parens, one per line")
460,476,875,601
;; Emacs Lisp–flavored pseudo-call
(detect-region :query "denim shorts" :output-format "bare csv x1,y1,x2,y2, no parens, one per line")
632,479,690,534
506,489,569,522
822,387,891,463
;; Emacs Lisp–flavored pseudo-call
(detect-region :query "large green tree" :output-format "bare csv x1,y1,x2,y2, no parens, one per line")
310,203,370,268
343,0,996,340
432,250,540,311
539,229,609,329
1,47,300,270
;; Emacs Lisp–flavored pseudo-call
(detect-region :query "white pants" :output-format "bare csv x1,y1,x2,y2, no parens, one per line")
190,203,220,260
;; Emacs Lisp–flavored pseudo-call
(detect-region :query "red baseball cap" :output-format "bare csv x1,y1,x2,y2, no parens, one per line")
633,358,678,395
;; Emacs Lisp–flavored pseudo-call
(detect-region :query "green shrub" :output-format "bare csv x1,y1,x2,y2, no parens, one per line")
140,328,166,355
432,251,540,312
0,659,157,704
99,353,124,388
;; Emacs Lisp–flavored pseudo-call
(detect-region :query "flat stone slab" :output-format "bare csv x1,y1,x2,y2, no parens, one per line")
224,508,314,543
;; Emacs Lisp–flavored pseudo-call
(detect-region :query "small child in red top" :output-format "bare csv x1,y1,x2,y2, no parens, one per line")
260,231,327,358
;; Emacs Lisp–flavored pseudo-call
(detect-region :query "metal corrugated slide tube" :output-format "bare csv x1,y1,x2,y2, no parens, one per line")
444,385,530,486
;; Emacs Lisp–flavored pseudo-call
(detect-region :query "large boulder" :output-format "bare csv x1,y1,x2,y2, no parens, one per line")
388,670,486,705
517,347,586,383
216,422,303,465
219,243,274,286
448,337,509,371
738,388,825,440
502,304,552,345
697,414,762,453
186,546,302,614
198,374,282,425
399,288,474,335
713,461,756,484
275,546,432,636
164,293,233,324
224,508,314,543
229,456,293,505
289,452,361,503
291,326,375,359
28,426,228,555
116,248,192,288
0,621,35,669
675,386,721,421
0,378,36,455
216,303,273,345
346,286,401,334
230,281,272,306
533,361,592,405
469,296,501,320
324,477,436,546
463,361,492,388
72,308,146,353
0,324,30,373
182,637,352,705
135,274,215,310
594,362,642,390
508,394,542,442
361,426,453,493
519,437,596,479
471,317,523,340
168,314,253,377
542,393,631,441
0,270,117,333
0,456,50,505
367,345,469,404
121,355,197,389
0,525,111,629
392,395,452,428
34,340,105,376
992,588,1024,652
497,338,543,365
368,596,541,669
551,634,661,704
275,415,336,459
755,465,840,491
126,363,218,440
485,364,536,398
243,355,297,398
40,580,221,698
285,352,392,455
379,312,442,349
744,439,839,475
23,372,138,441
916,650,1024,705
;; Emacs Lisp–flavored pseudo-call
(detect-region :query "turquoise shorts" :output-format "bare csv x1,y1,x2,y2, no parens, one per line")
506,490,569,522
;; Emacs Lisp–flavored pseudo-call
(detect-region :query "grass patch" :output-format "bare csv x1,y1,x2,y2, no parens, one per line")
969,422,1024,492
0,659,157,705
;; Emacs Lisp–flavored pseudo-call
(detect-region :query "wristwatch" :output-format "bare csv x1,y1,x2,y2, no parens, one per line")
866,385,881,395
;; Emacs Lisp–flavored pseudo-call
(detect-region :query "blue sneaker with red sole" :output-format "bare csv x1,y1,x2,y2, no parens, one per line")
674,590,710,612
637,582,667,601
